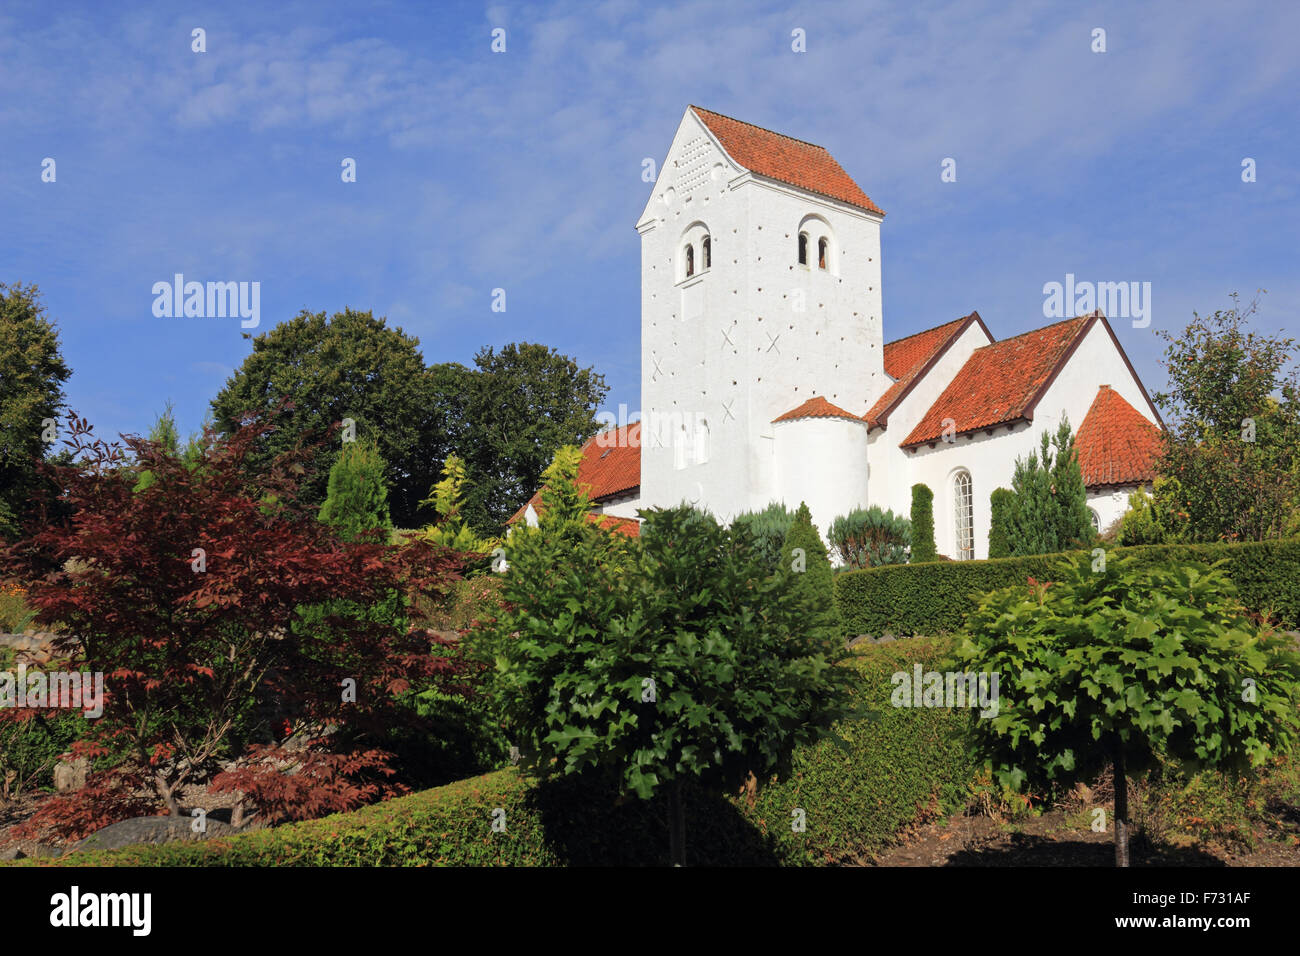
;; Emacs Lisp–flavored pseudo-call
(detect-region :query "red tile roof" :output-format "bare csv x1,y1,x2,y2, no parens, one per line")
692,107,885,216
901,314,1096,448
1074,386,1162,488
772,395,860,423
865,313,987,429
508,424,642,525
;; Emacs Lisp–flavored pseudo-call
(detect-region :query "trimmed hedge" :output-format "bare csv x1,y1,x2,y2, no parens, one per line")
835,539,1300,637
11,638,975,867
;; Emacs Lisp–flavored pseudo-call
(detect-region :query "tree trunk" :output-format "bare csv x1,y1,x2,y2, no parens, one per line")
668,781,686,867
1112,739,1130,868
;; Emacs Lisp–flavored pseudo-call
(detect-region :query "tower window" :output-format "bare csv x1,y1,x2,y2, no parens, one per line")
818,237,828,270
702,236,711,270
694,419,710,465
953,471,974,561
797,232,808,265
685,243,694,278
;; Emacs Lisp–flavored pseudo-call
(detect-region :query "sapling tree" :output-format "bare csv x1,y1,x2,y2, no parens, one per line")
909,484,937,563
960,552,1300,865
485,454,853,865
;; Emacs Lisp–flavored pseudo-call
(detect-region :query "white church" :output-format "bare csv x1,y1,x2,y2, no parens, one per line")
515,106,1163,561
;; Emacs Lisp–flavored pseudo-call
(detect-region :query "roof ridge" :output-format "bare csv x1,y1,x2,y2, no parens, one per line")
972,312,1095,349
883,312,976,349
689,105,827,151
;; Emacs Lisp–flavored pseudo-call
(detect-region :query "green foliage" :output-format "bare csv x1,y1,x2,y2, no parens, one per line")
488,501,851,810
1154,294,1300,542
456,343,608,532
959,552,1300,798
0,712,83,796
1117,476,1190,546
828,505,911,569
0,585,38,632
318,439,393,542
0,282,71,540
909,484,937,563
782,502,841,639
21,638,976,867
835,538,1300,637
414,455,498,557
729,501,796,570
988,488,1014,559
1004,417,1094,555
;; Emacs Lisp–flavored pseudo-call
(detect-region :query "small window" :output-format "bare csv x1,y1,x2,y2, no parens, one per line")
818,237,828,270
701,236,711,270
685,244,694,278
1089,508,1100,534
798,233,808,265
953,471,974,561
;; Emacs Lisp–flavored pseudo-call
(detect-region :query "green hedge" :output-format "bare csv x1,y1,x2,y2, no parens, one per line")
11,638,975,867
835,539,1300,638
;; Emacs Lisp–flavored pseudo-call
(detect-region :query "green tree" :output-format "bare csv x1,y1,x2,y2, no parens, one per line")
318,439,392,542
1004,417,1093,555
909,484,937,563
210,308,449,527
730,501,796,569
484,488,852,865
1153,294,1300,542
988,487,1015,558
961,552,1300,865
457,343,608,532
0,283,71,539
1116,475,1190,546
414,454,498,556
781,502,841,640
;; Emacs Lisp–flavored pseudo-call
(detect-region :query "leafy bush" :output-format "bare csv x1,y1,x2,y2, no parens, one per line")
318,438,392,541
0,583,37,632
730,501,796,570
781,502,841,641
16,638,975,867
1117,475,1189,546
909,484,937,564
959,551,1300,864
835,538,1300,637
0,711,82,796
988,488,1014,559
827,505,910,569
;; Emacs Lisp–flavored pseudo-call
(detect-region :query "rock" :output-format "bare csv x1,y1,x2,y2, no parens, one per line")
70,815,238,854
53,756,90,792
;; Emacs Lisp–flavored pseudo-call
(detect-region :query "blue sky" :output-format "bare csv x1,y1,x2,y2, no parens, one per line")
3,0,1297,444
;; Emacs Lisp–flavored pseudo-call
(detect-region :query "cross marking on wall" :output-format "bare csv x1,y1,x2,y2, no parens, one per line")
765,331,781,354
721,399,735,422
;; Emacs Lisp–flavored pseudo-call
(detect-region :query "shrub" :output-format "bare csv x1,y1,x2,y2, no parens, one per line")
1116,475,1189,546
909,484,937,563
828,506,910,569
730,501,796,570
318,439,392,541
959,551,1300,864
15,638,975,867
782,502,841,640
988,488,1014,559
835,538,1300,637
0,583,37,632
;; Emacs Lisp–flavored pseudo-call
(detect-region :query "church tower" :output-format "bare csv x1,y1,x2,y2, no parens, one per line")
635,106,888,522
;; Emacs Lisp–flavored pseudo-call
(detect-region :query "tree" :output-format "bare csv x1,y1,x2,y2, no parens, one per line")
909,484,937,563
484,468,852,866
0,283,71,539
413,454,498,557
318,439,392,542
1004,417,1093,555
1116,475,1190,546
827,506,911,569
988,488,1015,558
961,552,1300,865
210,308,448,527
457,343,608,531
2,414,466,832
1153,294,1300,542
729,502,796,570
781,502,841,640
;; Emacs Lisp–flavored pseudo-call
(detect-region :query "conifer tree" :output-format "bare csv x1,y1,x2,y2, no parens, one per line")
909,484,937,563
779,502,840,640
318,439,392,541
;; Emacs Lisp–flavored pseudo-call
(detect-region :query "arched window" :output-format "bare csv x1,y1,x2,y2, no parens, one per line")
684,244,695,279
818,237,828,270
693,419,709,465
1089,508,1101,534
701,236,711,270
953,471,974,560
798,232,808,265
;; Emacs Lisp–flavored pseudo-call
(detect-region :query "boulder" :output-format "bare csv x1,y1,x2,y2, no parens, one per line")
53,756,90,792
70,814,239,854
